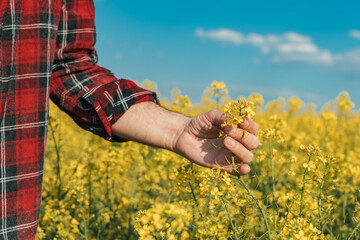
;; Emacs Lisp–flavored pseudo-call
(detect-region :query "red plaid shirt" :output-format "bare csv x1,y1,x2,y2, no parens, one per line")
0,0,157,239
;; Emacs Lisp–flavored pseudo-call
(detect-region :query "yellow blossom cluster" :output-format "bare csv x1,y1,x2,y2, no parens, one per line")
211,80,228,97
37,80,360,240
172,95,191,108
134,203,191,240
279,217,325,239
337,91,354,116
210,80,230,108
218,98,255,139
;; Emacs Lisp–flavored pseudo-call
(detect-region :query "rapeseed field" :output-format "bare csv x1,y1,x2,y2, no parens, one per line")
37,81,360,240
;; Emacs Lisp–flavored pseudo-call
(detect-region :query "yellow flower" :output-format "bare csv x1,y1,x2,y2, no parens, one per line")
221,98,255,129
40,83,357,240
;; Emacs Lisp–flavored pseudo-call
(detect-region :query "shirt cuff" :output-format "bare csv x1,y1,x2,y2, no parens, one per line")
73,78,159,142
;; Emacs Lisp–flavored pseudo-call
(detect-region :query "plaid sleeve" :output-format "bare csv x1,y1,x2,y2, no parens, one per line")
50,0,158,141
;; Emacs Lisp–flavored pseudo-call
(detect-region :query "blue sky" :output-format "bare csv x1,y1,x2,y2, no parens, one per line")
94,0,360,108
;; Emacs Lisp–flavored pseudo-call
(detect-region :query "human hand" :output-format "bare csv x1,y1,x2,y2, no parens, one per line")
174,109,259,175
112,102,258,175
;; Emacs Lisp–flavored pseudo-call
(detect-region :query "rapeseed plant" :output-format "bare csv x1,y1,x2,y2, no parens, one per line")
38,80,360,240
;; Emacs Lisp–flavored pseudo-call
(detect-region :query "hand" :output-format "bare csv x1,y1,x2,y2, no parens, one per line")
174,109,259,175
112,102,259,175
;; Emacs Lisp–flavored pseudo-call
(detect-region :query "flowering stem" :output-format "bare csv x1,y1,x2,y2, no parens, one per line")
221,195,239,240
231,155,272,240
166,181,175,203
347,221,360,240
299,154,312,217
237,177,272,240
48,119,62,202
280,197,296,230
189,183,211,239
269,141,278,238
343,191,349,224
79,192,89,240
318,163,329,231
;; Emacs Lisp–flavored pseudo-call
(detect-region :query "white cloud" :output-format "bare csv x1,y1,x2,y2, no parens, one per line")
335,48,360,63
247,33,265,45
349,30,360,40
332,48,360,72
195,28,244,45
195,28,334,65
196,28,360,72
283,32,311,43
266,34,282,44
272,51,333,64
275,42,318,54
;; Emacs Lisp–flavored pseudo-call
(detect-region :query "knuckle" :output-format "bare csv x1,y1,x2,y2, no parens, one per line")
240,118,249,128
224,125,233,134
237,128,245,139
227,126,242,138
200,114,213,130
208,109,217,116
208,109,221,118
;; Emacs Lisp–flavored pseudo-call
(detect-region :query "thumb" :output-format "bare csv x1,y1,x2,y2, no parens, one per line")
203,109,226,127
186,110,225,138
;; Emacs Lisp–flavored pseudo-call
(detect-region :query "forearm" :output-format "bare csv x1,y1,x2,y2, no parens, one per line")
111,101,190,151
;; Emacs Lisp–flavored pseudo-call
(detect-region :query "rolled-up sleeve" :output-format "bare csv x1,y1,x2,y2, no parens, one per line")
50,0,158,141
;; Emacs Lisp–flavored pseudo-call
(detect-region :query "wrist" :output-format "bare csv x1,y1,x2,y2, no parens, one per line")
111,101,191,151
167,114,191,153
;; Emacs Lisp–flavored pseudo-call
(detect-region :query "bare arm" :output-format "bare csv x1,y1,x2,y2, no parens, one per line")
111,101,259,175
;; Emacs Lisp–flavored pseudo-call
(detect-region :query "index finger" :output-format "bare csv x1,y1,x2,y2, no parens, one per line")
238,117,259,136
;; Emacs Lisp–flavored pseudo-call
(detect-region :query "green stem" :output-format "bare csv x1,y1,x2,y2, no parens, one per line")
167,180,175,203
80,193,89,240
88,164,92,218
231,155,272,240
347,221,360,240
280,199,295,230
269,141,277,239
299,154,312,217
318,163,329,231
48,120,62,202
343,191,349,224
127,159,138,237
189,183,211,239
221,195,239,240
238,178,272,240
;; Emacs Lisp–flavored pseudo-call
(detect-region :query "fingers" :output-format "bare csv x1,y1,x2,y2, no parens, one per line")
223,136,254,164
203,109,259,176
205,110,259,136
222,164,251,176
233,164,251,175
204,109,226,127
224,125,259,150
238,117,259,136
